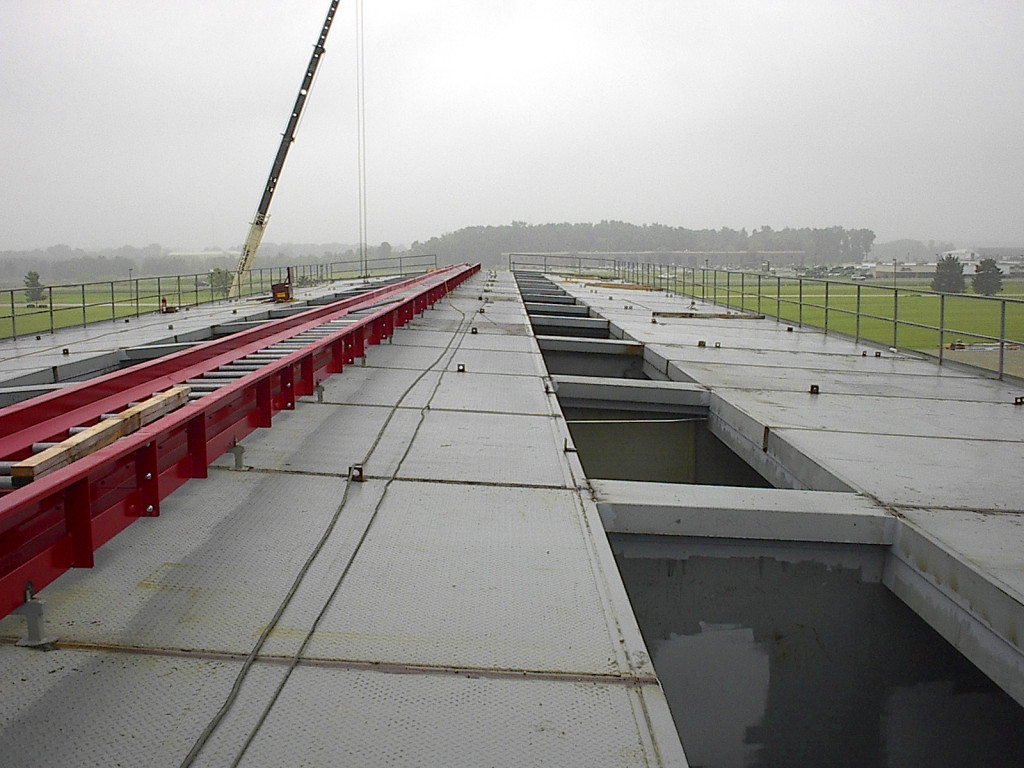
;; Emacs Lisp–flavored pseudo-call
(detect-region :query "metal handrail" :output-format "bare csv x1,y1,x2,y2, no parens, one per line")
0,254,438,341
515,255,1023,380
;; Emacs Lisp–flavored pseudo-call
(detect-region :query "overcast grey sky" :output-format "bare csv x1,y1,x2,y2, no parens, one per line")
2,0,1022,251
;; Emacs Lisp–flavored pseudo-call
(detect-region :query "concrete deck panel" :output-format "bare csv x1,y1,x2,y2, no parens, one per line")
0,270,686,766
396,410,574,488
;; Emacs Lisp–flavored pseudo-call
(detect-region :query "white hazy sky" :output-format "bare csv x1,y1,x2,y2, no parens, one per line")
2,0,1023,251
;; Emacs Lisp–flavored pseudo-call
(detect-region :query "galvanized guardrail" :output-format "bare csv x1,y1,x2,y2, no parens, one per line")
1,254,438,341
510,253,1024,380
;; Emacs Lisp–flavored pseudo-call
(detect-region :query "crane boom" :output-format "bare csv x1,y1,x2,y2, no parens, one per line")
228,0,341,299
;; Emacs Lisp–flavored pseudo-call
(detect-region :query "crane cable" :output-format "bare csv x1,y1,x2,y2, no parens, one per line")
356,0,368,278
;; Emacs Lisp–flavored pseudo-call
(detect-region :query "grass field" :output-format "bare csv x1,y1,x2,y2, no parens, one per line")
0,279,238,339
682,275,1024,352
0,259,433,340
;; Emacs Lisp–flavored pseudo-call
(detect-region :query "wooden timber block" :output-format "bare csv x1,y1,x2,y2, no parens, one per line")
11,385,191,485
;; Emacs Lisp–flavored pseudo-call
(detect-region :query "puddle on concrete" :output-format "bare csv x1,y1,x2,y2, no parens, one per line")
610,536,1024,768
564,407,770,486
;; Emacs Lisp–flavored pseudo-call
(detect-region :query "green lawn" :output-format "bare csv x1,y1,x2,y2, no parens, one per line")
0,257,428,340
0,279,236,339
681,275,1024,351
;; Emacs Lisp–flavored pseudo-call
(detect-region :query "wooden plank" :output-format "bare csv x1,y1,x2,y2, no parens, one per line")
11,386,190,484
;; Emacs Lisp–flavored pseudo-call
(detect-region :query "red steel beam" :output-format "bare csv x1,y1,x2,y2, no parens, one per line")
0,263,479,619
0,266,470,463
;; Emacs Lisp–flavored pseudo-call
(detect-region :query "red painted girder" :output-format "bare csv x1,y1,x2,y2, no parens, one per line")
0,266,468,462
0,263,479,619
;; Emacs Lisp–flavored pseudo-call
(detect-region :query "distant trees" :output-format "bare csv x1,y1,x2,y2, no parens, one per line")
23,271,45,303
972,258,1004,296
931,256,965,293
413,222,877,268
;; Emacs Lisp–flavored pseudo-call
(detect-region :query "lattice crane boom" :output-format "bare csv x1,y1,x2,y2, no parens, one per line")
228,0,341,299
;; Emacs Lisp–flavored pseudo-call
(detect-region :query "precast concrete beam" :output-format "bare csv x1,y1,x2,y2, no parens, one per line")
525,303,591,317
520,294,576,305
551,375,710,410
885,517,1024,707
593,479,894,545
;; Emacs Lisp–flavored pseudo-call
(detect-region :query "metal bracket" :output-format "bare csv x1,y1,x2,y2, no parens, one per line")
348,464,365,482
14,583,57,650
229,443,246,471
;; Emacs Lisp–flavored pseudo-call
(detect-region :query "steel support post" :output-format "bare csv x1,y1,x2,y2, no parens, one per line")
187,417,209,478
137,442,160,517
65,479,95,567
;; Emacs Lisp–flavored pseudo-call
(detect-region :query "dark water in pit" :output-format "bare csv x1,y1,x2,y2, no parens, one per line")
610,536,1024,768
563,407,771,486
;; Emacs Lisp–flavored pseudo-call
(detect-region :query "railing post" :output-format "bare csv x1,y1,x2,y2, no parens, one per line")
81,284,87,327
798,279,803,327
855,284,862,344
938,293,945,366
48,286,54,334
824,281,830,335
892,289,899,349
9,290,16,339
110,281,115,321
999,300,1006,380
756,274,761,315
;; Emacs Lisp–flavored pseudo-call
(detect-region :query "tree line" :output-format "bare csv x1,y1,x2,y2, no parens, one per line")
409,221,875,267
0,242,378,289
1,221,880,287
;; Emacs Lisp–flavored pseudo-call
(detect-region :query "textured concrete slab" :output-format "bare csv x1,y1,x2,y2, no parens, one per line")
777,429,1024,510
0,470,352,654
443,347,548,376
650,356,1013,401
428,371,553,415
315,364,441,408
209,403,425,477
300,481,630,674
0,270,685,766
397,410,574,488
